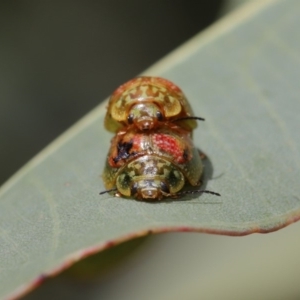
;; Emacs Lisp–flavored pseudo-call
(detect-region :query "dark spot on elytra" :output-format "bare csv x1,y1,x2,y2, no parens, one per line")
183,148,189,161
113,140,135,163
168,170,179,186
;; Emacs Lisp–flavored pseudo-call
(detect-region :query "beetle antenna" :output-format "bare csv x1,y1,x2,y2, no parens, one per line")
177,189,221,197
99,187,118,195
174,116,205,122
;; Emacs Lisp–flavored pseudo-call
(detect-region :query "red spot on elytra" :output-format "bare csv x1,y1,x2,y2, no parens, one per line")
153,133,185,163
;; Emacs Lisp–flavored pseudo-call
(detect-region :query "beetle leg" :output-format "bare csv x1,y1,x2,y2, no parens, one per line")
195,180,203,186
198,150,206,160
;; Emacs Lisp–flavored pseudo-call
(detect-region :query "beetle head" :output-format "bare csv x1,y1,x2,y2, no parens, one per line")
127,103,163,131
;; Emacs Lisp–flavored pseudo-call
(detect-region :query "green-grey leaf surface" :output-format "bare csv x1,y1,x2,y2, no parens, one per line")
1,0,300,298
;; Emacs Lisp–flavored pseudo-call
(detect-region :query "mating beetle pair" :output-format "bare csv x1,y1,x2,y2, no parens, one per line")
101,76,220,201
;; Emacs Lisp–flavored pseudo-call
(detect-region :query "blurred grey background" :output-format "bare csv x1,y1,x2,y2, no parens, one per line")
0,1,225,185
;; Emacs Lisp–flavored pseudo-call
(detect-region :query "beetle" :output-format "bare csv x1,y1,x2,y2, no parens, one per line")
101,76,220,201
101,126,220,200
104,76,204,133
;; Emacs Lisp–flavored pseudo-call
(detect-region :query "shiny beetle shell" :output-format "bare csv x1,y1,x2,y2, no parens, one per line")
102,126,203,200
104,76,197,132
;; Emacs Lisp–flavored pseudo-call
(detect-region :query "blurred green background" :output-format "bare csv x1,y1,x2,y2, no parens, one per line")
0,0,229,186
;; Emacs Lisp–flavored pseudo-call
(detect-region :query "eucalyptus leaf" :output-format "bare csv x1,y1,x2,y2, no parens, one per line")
1,0,300,299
